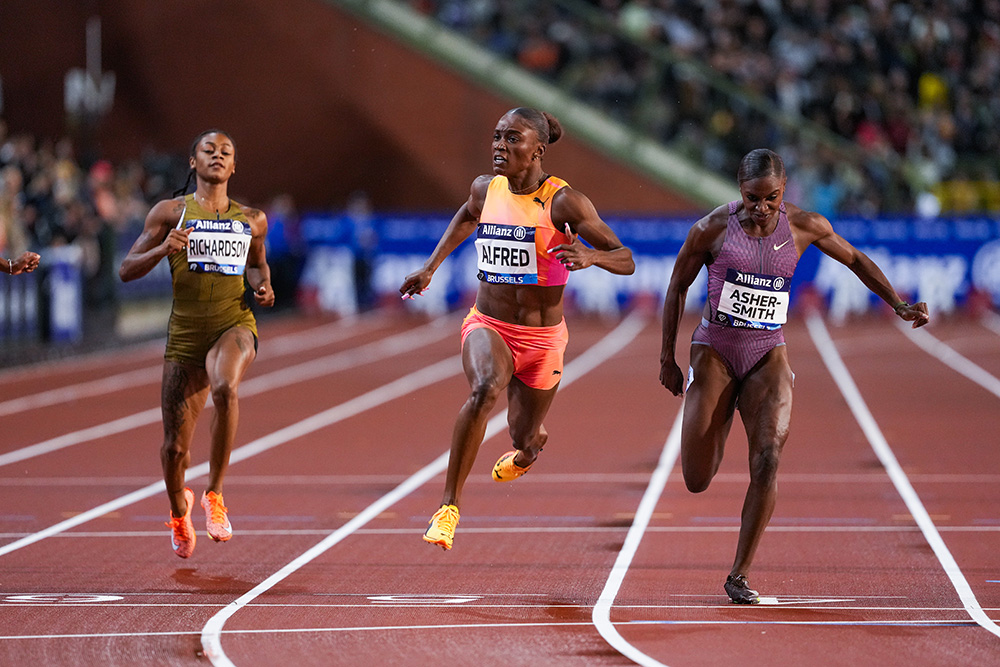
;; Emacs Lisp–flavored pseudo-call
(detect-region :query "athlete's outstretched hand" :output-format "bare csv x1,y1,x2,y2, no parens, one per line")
9,251,40,275
896,301,930,328
399,268,431,299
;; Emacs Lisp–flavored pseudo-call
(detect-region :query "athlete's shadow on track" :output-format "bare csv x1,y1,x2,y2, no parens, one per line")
170,567,260,593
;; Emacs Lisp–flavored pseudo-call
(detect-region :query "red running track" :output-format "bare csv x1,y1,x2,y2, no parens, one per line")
0,307,998,666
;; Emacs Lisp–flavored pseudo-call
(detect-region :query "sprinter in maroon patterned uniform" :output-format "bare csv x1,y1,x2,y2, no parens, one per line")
660,149,929,604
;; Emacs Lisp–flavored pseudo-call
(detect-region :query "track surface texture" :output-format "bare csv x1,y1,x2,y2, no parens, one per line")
1,307,998,666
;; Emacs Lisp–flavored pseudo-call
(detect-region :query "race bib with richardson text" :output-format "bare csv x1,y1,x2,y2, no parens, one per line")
186,218,252,276
475,222,538,285
715,268,790,330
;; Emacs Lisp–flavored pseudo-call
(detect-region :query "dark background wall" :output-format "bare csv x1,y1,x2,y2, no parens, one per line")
0,0,699,214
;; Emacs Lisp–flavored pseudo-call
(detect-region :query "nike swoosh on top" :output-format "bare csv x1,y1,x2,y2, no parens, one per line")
773,239,790,251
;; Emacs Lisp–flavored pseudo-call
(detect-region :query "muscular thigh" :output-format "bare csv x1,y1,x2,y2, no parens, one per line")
161,361,209,441
462,327,514,389
737,345,793,450
684,344,739,441
205,326,257,387
681,344,739,477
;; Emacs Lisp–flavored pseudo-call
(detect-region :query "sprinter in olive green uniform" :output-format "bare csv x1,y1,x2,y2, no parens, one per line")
165,195,259,365
120,129,274,558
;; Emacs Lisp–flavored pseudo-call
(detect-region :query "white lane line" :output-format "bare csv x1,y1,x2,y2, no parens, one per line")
0,339,165,382
981,310,1000,337
3,616,983,642
0,367,162,417
0,318,452,468
7,524,1000,540
258,315,385,356
624,619,976,627
592,405,683,667
0,356,462,558
3,621,597,641
0,312,390,384
5,604,986,612
0,409,162,469
199,312,648,667
896,321,1000,399
807,311,1000,639
4,615,983,642
0,316,383,417
5,471,1000,486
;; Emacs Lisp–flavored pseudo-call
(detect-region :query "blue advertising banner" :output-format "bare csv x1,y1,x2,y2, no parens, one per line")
297,212,1000,319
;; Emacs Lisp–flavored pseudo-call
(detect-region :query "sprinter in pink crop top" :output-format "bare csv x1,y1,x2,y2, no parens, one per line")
400,107,634,551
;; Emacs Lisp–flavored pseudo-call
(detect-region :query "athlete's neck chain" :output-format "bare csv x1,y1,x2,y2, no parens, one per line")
509,173,547,195
195,193,229,216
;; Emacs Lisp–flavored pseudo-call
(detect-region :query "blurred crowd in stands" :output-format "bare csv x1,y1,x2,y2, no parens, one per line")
0,117,142,321
412,0,1000,216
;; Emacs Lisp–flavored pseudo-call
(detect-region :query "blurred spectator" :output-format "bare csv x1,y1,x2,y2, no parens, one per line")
0,119,195,343
0,165,28,255
344,190,379,312
265,193,305,311
415,0,1000,216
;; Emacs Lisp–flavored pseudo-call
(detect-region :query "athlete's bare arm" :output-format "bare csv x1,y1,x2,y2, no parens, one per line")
547,188,634,275
787,202,929,328
243,206,274,307
119,199,191,282
659,206,728,395
400,175,491,297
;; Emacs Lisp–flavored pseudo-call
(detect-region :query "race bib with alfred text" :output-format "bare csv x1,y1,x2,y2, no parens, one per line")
475,222,538,285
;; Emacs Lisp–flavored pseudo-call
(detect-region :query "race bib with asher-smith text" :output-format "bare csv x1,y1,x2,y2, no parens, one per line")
715,268,790,330
475,223,538,285
185,218,252,276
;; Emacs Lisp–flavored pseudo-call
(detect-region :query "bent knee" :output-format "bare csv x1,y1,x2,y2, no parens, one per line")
682,462,716,493
161,441,188,463
684,475,712,494
467,379,504,411
211,381,239,408
749,448,781,483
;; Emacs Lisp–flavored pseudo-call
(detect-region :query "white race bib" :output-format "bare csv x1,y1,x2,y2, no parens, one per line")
186,218,252,276
716,268,790,330
475,223,538,285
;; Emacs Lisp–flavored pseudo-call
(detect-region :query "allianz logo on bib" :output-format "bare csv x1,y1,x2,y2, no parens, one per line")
479,224,533,242
732,270,785,291
189,219,249,235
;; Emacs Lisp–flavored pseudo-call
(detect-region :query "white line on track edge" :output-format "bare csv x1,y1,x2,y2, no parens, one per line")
200,311,647,667
0,314,380,417
806,311,1000,639
895,320,1000,399
0,317,452,468
0,356,462,558
591,403,683,667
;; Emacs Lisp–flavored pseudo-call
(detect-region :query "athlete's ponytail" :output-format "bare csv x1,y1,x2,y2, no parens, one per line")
172,169,195,198
510,108,563,145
